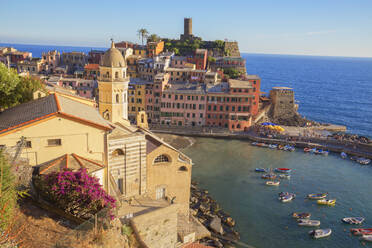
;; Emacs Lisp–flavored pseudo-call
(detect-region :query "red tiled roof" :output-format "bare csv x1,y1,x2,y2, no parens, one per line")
84,63,99,70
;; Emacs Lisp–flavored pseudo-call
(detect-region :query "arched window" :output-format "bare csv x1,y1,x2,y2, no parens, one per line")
106,72,109,78
237,124,241,129
115,71,119,79
179,166,188,172
116,94,120,103
112,148,125,157
154,154,170,164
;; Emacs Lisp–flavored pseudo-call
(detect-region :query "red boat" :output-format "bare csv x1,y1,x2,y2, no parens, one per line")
350,228,372,236
275,168,292,173
304,147,312,152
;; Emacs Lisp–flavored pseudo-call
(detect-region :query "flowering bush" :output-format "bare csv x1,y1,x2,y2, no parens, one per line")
34,168,116,220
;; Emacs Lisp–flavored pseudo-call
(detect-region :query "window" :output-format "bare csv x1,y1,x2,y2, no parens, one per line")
179,166,188,172
116,94,120,103
200,113,203,118
47,139,61,146
220,106,223,111
192,113,195,118
115,71,119,78
112,149,125,156
180,95,183,100
154,154,170,164
25,141,32,148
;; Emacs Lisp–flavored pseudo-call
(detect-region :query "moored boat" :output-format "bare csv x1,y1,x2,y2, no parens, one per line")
266,181,280,186
279,194,294,202
357,157,371,165
317,199,336,206
309,229,332,239
279,174,291,179
255,168,268,173
298,219,321,227
261,173,276,180
351,228,372,236
307,193,328,200
292,212,311,219
361,234,372,242
268,144,278,149
304,147,312,152
342,217,365,225
279,192,296,198
314,149,329,155
275,168,292,173
340,152,347,159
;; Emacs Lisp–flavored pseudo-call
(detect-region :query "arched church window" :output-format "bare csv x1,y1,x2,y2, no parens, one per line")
178,166,188,172
116,94,120,103
112,148,125,157
153,154,171,164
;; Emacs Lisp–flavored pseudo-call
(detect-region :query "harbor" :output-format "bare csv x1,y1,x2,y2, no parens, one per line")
184,137,372,248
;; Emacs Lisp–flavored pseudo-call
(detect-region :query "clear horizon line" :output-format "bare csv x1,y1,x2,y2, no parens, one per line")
1,41,372,59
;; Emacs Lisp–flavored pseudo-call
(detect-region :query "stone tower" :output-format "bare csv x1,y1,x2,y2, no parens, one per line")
184,18,192,36
98,40,129,123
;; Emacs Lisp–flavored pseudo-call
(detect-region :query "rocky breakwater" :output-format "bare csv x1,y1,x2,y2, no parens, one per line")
190,181,240,247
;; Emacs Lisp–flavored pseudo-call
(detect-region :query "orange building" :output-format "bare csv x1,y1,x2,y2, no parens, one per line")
147,41,164,57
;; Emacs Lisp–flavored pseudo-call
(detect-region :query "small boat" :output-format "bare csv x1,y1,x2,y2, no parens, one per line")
309,229,332,239
314,149,329,155
261,173,276,180
307,193,328,200
361,234,372,242
317,199,336,206
357,157,371,165
275,168,292,173
279,194,294,202
252,142,259,146
304,147,311,152
298,219,321,227
268,144,278,149
351,228,372,236
266,181,280,186
284,145,295,152
278,192,296,198
278,145,284,150
279,174,291,179
340,152,347,159
342,217,365,225
255,168,268,173
292,212,311,219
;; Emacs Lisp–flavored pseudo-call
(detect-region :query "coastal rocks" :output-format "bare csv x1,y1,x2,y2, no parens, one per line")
190,181,240,246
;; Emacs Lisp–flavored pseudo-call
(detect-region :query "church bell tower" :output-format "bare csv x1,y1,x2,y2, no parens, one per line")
98,40,129,123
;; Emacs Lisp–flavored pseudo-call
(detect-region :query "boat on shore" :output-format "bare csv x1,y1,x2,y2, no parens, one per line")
342,217,365,225
307,193,328,200
268,144,278,149
341,152,347,159
351,228,372,236
292,212,311,219
255,168,268,173
309,229,332,239
317,199,336,206
275,168,292,173
284,145,295,152
298,219,321,227
361,234,372,242
265,181,280,186
357,157,371,165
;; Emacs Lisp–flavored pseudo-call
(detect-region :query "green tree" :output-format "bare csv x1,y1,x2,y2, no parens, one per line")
223,68,241,79
14,76,44,104
171,47,180,55
208,56,216,63
147,34,160,42
0,63,20,109
0,151,17,230
214,40,225,50
137,28,149,45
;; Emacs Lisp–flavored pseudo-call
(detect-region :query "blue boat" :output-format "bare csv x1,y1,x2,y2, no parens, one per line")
341,152,347,159
255,168,268,173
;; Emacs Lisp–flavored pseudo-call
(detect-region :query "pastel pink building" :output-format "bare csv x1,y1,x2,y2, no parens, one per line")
160,83,206,127
58,78,97,99
41,50,60,74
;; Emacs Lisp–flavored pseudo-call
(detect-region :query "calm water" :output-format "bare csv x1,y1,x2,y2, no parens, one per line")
243,53,372,137
184,138,372,248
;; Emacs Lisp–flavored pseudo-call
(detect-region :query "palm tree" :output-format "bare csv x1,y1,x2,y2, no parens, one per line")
137,28,149,45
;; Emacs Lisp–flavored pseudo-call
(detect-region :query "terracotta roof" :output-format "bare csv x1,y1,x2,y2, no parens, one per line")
34,153,104,175
84,63,99,70
0,94,111,135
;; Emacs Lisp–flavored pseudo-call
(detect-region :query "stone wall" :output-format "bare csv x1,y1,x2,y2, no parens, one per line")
224,42,240,57
130,204,178,248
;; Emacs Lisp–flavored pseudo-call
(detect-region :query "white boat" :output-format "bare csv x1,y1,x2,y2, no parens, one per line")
357,157,371,165
266,181,280,186
298,219,321,227
279,194,294,202
342,217,365,224
361,235,372,242
309,228,332,239
279,174,291,179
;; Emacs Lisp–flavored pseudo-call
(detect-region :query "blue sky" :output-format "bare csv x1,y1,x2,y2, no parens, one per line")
1,0,371,57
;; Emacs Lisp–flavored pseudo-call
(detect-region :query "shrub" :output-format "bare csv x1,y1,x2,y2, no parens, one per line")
34,168,116,220
0,151,17,230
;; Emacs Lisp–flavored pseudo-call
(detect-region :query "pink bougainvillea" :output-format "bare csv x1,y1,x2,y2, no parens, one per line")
34,168,116,220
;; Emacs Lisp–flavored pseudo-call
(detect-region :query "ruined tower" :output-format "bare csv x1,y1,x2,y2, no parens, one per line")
180,17,194,40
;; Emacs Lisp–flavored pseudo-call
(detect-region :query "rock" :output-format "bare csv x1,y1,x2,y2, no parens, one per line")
210,216,224,235
226,217,235,227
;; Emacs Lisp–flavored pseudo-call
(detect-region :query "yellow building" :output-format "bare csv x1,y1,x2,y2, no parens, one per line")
128,79,151,122
0,94,111,166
